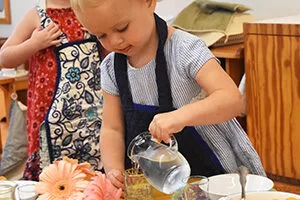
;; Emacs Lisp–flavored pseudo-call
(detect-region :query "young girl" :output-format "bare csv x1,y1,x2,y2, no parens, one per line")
0,0,107,180
70,0,266,190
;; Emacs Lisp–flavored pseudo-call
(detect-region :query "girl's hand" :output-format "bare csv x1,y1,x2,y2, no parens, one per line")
30,22,62,51
106,169,125,190
106,169,125,198
149,111,185,143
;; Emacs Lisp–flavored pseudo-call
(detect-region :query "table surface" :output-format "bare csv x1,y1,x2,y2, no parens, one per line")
0,75,28,87
210,43,244,59
0,76,14,85
152,188,173,200
121,187,172,200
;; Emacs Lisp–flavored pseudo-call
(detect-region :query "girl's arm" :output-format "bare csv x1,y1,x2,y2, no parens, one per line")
178,58,243,124
149,58,243,142
100,90,125,189
0,8,62,68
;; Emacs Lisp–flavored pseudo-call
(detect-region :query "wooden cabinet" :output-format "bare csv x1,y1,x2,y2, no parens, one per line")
244,17,300,184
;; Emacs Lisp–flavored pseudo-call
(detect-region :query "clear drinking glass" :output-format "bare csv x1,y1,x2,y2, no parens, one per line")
0,183,14,200
17,184,38,200
184,176,209,200
123,168,153,200
172,175,209,200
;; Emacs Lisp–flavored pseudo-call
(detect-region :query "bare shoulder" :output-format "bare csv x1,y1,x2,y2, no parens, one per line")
19,7,40,32
28,7,40,21
3,7,40,47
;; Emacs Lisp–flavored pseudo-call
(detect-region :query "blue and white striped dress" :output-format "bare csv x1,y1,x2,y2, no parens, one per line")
101,29,266,176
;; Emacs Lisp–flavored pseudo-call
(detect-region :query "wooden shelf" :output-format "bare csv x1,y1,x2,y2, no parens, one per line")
210,43,244,59
0,76,14,86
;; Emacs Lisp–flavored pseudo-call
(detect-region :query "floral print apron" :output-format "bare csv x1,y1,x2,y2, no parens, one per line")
37,4,103,172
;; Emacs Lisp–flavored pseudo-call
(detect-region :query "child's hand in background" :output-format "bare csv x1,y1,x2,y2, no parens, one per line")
30,22,62,51
106,169,125,190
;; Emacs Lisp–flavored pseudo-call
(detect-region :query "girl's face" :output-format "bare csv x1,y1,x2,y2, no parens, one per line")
76,0,157,58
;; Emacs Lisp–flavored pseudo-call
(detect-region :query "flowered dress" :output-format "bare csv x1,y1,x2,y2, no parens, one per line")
24,5,103,180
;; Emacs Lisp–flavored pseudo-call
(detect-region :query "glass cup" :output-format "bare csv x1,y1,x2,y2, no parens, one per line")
172,175,209,200
17,184,38,200
123,168,153,200
0,183,14,200
184,176,209,200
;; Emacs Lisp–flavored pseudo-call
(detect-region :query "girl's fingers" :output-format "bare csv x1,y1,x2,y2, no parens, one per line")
148,121,156,137
155,124,162,142
121,191,125,198
46,23,60,36
114,171,124,185
50,26,60,36
45,22,55,31
161,132,168,144
111,176,124,189
107,170,124,189
51,38,63,45
52,30,63,39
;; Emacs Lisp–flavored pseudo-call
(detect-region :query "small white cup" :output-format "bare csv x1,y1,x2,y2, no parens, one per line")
17,184,38,200
0,181,17,200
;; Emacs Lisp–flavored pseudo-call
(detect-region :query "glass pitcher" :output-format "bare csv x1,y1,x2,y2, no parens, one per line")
127,131,191,194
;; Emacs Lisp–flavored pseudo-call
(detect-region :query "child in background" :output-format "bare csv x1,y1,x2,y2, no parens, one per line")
0,0,107,180
70,0,266,190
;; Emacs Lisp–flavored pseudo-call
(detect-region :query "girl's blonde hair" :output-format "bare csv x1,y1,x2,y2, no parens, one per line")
70,0,102,12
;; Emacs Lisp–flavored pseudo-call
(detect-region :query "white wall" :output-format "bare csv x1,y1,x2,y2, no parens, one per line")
0,0,34,38
0,0,300,37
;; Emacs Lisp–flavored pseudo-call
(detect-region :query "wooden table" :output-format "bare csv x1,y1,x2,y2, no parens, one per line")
152,188,173,200
210,43,245,86
121,188,172,200
0,75,28,121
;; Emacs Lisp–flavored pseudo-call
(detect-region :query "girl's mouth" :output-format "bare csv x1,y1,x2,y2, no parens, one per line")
119,45,132,53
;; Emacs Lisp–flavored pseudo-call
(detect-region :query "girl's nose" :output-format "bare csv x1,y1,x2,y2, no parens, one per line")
109,34,124,48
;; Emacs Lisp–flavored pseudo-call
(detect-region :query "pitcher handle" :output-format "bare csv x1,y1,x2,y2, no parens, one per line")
168,135,178,152
151,134,178,152
127,131,179,160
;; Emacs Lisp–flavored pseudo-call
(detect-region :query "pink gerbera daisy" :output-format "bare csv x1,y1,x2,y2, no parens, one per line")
84,173,122,200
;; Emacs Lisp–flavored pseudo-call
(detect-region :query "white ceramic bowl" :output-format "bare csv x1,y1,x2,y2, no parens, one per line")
205,173,274,200
220,191,300,200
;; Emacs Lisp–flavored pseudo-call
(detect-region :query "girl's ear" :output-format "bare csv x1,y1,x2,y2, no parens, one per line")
145,0,157,12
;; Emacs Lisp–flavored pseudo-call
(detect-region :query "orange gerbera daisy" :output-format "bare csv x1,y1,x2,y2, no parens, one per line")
35,158,89,200
62,157,96,181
